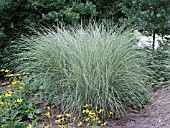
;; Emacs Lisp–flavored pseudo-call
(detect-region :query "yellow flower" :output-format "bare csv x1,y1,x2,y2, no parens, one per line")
57,114,62,118
97,109,104,113
8,90,13,95
5,70,10,72
4,93,12,98
89,110,95,115
77,122,82,127
58,125,66,128
0,69,4,72
109,111,113,115
45,112,50,118
7,85,11,88
55,119,61,123
100,123,106,126
83,103,89,107
23,76,27,78
92,117,99,121
83,103,92,107
0,101,4,105
83,109,89,114
27,125,32,128
96,117,99,120
73,116,76,120
82,110,86,113
0,95,3,98
6,74,15,77
85,117,90,122
2,82,7,86
65,113,71,117
18,86,23,89
83,104,92,108
11,80,18,85
45,106,50,110
16,98,23,103
86,109,90,113
61,117,65,121
15,74,21,76
26,109,30,112
44,125,50,128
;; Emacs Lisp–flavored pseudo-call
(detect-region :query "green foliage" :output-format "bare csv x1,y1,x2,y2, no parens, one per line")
0,0,97,66
90,0,126,20
146,39,170,89
13,24,149,119
1,0,169,66
0,0,39,66
0,70,41,128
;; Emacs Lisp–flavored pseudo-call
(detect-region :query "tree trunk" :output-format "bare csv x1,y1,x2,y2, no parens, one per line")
152,30,156,51
151,30,156,59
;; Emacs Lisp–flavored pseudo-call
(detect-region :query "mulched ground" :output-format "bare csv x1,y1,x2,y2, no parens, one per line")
108,85,170,128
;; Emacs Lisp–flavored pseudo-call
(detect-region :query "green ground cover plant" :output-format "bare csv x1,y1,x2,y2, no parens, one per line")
13,24,149,120
0,70,41,128
146,39,170,90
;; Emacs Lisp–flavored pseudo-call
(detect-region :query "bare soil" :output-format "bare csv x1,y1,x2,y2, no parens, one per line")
108,85,170,128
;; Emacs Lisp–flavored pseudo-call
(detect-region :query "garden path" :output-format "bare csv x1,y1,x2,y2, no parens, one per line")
109,85,170,128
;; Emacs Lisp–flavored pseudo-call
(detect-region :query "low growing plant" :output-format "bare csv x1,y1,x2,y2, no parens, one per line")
145,39,170,90
0,69,41,128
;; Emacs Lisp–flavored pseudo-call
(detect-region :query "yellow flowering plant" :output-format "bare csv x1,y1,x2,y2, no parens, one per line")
0,69,111,128
79,103,107,127
54,113,78,127
0,70,41,128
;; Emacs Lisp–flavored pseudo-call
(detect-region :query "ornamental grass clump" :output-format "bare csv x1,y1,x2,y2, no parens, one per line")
13,24,149,119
